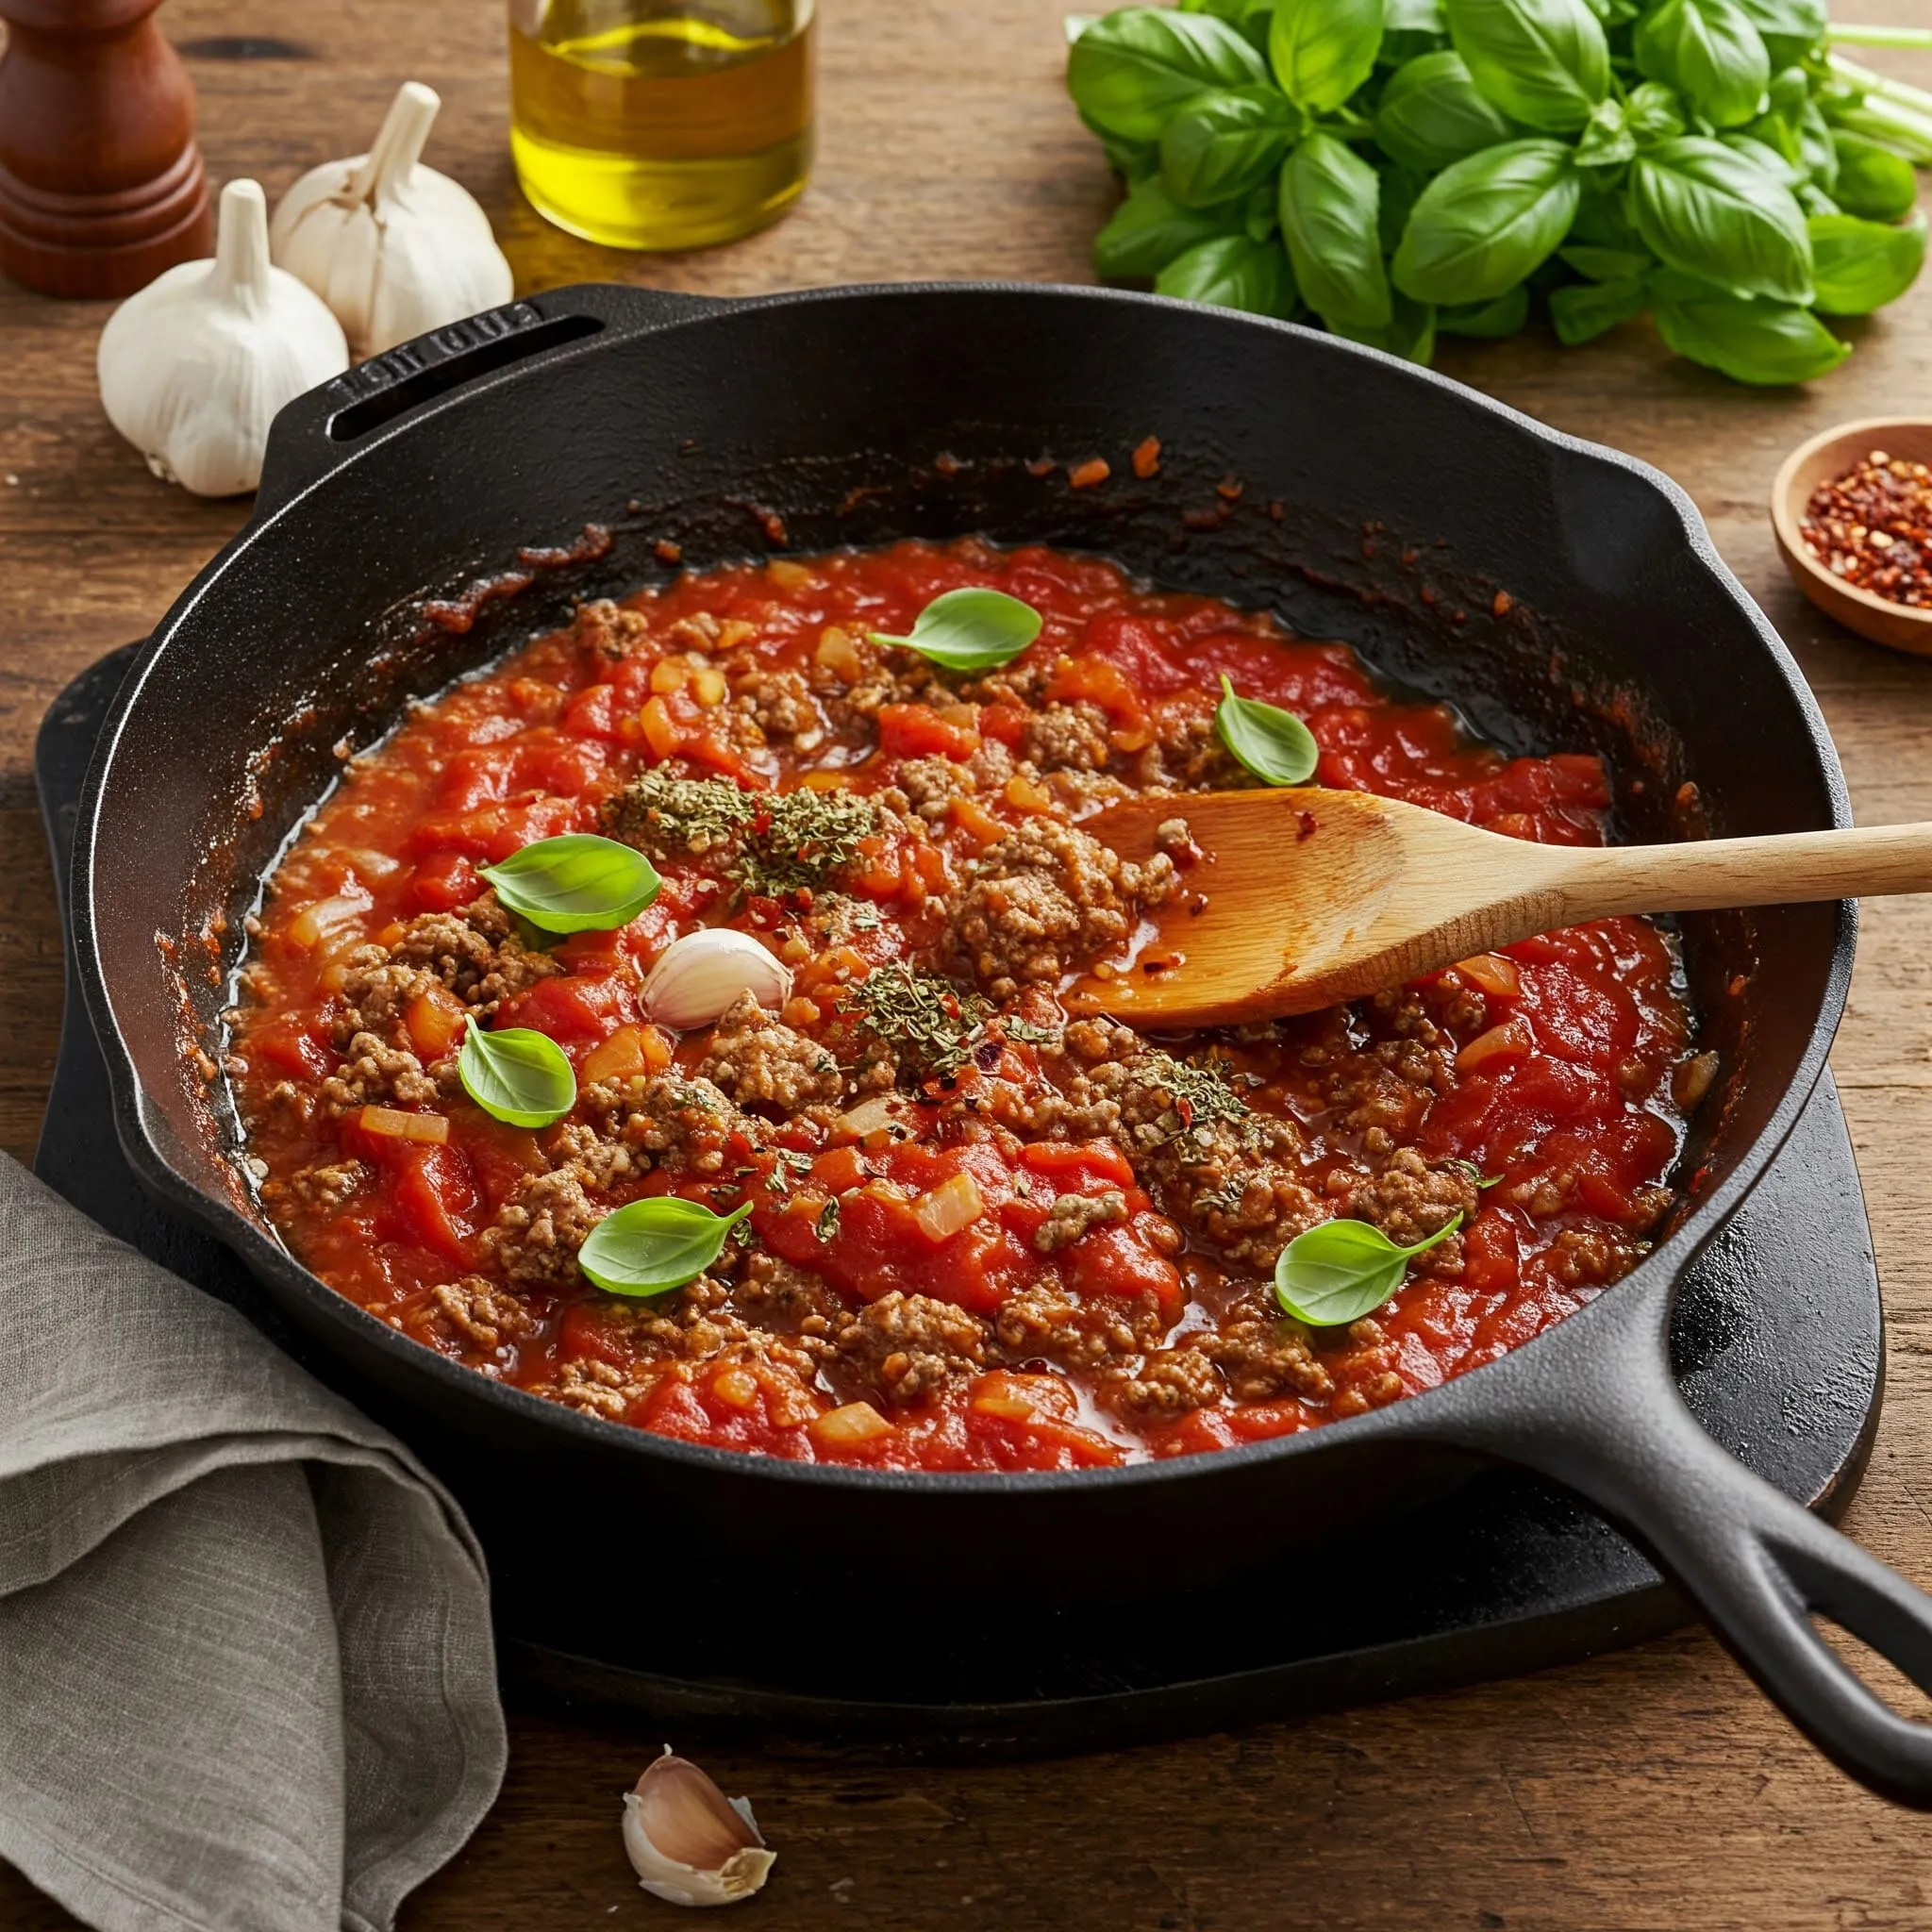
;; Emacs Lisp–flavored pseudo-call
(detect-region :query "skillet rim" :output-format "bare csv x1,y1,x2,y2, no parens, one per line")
70,279,1858,1498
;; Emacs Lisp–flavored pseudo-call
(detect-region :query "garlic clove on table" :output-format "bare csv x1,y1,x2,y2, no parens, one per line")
270,80,515,359
623,1750,775,1907
96,178,350,498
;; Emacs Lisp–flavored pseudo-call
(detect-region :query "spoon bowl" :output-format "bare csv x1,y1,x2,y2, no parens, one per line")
1772,416,1932,654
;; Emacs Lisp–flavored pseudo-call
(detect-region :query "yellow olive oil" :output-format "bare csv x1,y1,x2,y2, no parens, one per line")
509,0,814,251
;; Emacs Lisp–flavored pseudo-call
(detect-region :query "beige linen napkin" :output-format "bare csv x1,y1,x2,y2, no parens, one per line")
0,1154,506,1932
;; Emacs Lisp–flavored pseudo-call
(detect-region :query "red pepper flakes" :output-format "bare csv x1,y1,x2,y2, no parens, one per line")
1069,458,1111,490
1800,449,1932,608
1491,589,1514,616
654,539,683,565
1132,436,1161,478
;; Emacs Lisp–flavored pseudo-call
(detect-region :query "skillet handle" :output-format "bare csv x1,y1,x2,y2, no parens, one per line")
255,282,727,514
1434,1282,1932,1807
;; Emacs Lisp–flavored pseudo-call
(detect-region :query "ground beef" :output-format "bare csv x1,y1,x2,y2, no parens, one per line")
1032,1187,1127,1253
1103,1345,1223,1419
289,1159,366,1210
1149,707,1244,789
1200,1302,1334,1402
482,1169,605,1288
573,598,652,660
993,1282,1171,1370
331,958,441,1044
320,1033,441,1113
546,1121,641,1193
535,1357,649,1423
733,1251,848,1345
948,820,1176,999
700,991,845,1111
831,1291,990,1405
579,1071,740,1175
738,667,823,741
429,1275,536,1350
388,897,561,1010
1347,1147,1479,1260
1021,701,1113,773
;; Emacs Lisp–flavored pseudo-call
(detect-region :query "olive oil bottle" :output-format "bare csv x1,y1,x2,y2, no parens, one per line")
508,0,814,251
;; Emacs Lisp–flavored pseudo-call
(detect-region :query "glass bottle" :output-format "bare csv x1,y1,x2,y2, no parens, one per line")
508,0,814,251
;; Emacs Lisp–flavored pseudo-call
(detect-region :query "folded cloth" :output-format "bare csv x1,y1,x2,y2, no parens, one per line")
0,1155,506,1932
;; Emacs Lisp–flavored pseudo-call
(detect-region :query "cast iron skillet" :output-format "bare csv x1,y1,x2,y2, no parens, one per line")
70,281,1932,1803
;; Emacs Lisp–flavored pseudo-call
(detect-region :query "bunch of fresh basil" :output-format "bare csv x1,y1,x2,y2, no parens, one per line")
1068,0,1932,384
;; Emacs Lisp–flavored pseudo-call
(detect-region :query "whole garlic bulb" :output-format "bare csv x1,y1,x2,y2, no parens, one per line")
644,930,794,1032
623,1750,774,1907
270,80,514,358
97,179,350,498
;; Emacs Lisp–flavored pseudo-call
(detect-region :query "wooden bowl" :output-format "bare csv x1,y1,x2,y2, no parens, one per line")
1772,417,1932,654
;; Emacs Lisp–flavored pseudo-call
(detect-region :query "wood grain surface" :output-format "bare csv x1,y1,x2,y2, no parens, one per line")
4,2,1932,1926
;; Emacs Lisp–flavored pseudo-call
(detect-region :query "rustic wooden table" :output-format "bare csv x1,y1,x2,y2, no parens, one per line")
6,1,1932,1925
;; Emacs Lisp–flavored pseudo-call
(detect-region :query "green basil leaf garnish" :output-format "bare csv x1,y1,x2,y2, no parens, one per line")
1391,138,1581,307
1629,137,1814,306
1632,0,1771,132
1807,208,1927,315
1374,50,1522,172
869,588,1044,672
1066,6,1271,143
578,1196,754,1298
479,832,661,934
1214,674,1320,784
1268,0,1386,117
458,1024,576,1128
1443,0,1610,133
1274,1210,1464,1326
1278,130,1393,330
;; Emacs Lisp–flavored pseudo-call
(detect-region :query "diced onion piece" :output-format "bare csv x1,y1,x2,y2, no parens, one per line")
767,558,813,591
1004,774,1053,813
581,1024,648,1086
800,769,852,791
404,985,466,1059
337,845,402,881
809,1400,893,1447
971,1370,1079,1424
356,1105,449,1144
838,1092,905,1141
1457,1015,1534,1074
1457,952,1522,999
815,626,864,682
711,1367,760,1411
691,667,727,708
648,658,688,694
286,891,371,950
639,694,681,761
912,1172,984,1242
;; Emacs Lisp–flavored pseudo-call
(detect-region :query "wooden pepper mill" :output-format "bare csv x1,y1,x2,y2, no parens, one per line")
0,0,212,297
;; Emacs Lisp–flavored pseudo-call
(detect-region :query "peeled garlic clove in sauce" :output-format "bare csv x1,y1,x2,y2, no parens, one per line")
643,929,793,1031
623,1750,774,1907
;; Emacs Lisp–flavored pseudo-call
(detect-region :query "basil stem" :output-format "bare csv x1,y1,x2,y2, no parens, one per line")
458,1025,577,1128
1274,1210,1464,1326
578,1197,755,1298
1214,674,1320,784
869,588,1044,671
480,833,662,934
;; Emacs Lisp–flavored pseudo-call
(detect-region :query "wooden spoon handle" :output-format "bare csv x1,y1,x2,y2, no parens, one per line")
1546,821,1932,923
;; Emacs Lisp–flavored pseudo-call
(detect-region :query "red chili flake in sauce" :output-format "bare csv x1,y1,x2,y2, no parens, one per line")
1069,458,1111,490
1132,436,1161,478
1492,590,1514,617
1800,450,1932,608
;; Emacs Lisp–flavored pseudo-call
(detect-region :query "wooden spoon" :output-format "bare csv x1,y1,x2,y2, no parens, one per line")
1065,786,1927,1027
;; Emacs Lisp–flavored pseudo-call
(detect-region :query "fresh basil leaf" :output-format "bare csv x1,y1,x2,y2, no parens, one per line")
869,588,1044,672
1385,0,1445,31
1629,137,1813,304
1727,0,1824,71
1333,288,1441,361
1067,7,1271,142
1244,175,1283,241
480,834,661,935
1798,97,1838,191
1569,184,1647,252
1078,108,1162,182
1807,209,1928,314
1157,233,1303,315
1438,282,1531,335
1560,242,1654,279
1573,96,1637,172
1277,130,1392,327
1652,282,1849,383
458,1024,576,1128
1094,175,1245,277
1160,86,1304,207
1796,181,1840,218
1269,0,1385,113
578,1196,753,1298
1744,64,1806,166
1376,161,1431,252
1180,0,1281,50
1829,129,1920,222
1444,0,1610,133
1373,49,1519,169
1626,81,1689,147
1274,1211,1462,1325
1633,0,1771,131
1214,674,1320,782
1391,138,1581,305
1550,274,1648,341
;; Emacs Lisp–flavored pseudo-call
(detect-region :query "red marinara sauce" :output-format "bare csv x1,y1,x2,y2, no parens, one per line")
233,539,1696,1472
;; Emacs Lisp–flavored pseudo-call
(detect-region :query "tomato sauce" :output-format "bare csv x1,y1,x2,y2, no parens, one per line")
233,539,1695,1472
